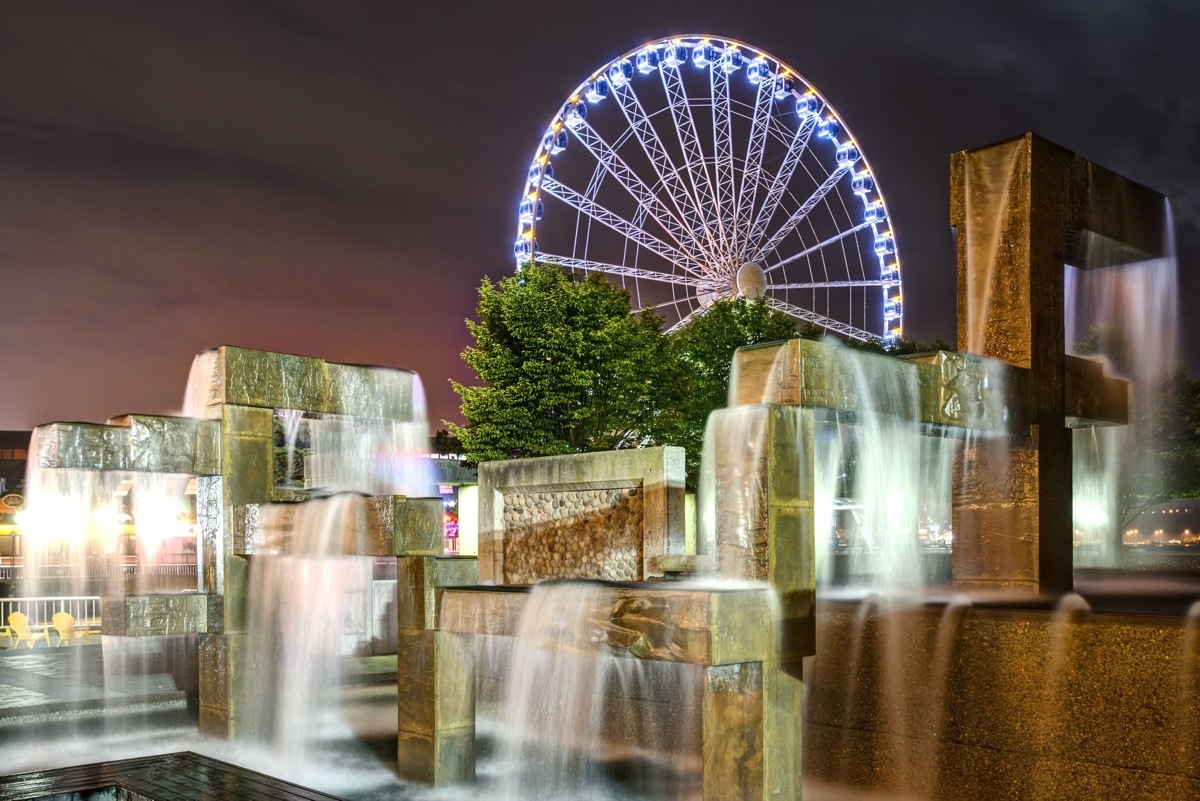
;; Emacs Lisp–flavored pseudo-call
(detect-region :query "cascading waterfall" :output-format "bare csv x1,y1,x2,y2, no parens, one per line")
962,137,1023,356
702,339,955,594
233,358,433,759
181,348,220,420
19,426,127,600
1067,199,1180,565
493,581,701,801
242,494,374,760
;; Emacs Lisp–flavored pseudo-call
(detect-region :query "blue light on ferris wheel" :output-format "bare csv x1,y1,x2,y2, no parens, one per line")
692,43,717,68
565,102,588,129
513,238,533,258
864,202,887,224
527,162,550,182
836,143,860,168
883,299,901,320
746,58,771,84
518,198,544,222
795,93,820,117
852,171,875,196
873,232,895,256
662,44,688,68
585,78,610,103
773,76,795,99
609,59,634,87
719,49,743,73
636,48,660,73
816,117,840,140
543,129,568,154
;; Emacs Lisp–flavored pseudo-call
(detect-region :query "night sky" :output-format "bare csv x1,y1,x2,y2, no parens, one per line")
2,0,1197,432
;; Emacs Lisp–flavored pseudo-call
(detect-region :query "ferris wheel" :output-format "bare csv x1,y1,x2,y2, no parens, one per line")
514,35,901,342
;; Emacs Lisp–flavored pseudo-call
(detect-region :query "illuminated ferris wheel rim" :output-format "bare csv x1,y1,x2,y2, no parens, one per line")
514,34,903,343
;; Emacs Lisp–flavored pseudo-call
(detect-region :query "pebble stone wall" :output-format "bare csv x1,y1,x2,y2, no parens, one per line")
502,487,644,583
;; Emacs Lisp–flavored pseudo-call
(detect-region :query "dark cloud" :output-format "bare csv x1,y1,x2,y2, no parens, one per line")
1,0,1196,430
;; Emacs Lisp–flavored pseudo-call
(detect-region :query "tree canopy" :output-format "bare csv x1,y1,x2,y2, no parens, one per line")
451,266,960,487
449,263,681,461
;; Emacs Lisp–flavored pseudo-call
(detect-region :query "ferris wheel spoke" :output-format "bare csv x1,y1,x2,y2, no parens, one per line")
733,77,775,262
751,165,852,263
762,219,875,275
766,280,889,290
745,115,818,255
641,294,705,313
612,82,720,259
711,66,736,248
660,61,726,255
541,177,703,276
537,252,711,289
571,120,711,266
763,297,881,344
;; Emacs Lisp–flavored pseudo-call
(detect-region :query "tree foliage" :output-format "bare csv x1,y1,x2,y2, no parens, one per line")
449,263,681,461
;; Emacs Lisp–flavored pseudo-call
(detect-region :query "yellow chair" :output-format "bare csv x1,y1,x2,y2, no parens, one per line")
7,612,49,649
0,622,12,648
52,611,89,646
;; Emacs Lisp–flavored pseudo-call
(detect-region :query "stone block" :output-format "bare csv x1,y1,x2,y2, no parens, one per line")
396,629,476,786
731,338,920,420
1063,355,1128,427
397,556,479,631
701,662,763,801
477,447,685,583
393,497,445,555
101,593,214,636
235,496,395,557
903,351,1027,432
31,422,129,471
325,361,415,421
806,601,1200,801
198,632,231,738
215,346,328,412
196,476,224,598
107,414,222,475
221,406,273,506
439,585,775,666
438,587,528,638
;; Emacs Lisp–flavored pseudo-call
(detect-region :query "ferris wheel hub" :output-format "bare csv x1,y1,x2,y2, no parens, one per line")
737,262,767,299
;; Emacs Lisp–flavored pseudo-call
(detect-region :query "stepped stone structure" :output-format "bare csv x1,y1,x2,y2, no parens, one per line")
31,345,448,737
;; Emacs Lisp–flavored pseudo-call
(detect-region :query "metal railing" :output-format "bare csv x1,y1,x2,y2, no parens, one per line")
0,562,197,581
0,595,102,627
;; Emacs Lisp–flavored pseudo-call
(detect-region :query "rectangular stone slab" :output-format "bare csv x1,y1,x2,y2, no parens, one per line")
101,593,219,636
30,422,130,470
437,585,775,666
232,495,445,557
107,414,221,475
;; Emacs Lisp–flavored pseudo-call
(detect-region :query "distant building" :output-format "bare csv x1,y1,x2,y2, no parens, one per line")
0,430,30,497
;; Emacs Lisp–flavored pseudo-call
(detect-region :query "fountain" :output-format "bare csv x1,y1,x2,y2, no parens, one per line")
3,132,1197,801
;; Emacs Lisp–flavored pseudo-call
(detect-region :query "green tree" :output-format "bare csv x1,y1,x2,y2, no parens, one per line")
449,263,682,462
670,297,800,487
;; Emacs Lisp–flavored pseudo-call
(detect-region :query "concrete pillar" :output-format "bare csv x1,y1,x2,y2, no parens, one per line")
949,133,1164,594
395,555,478,785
